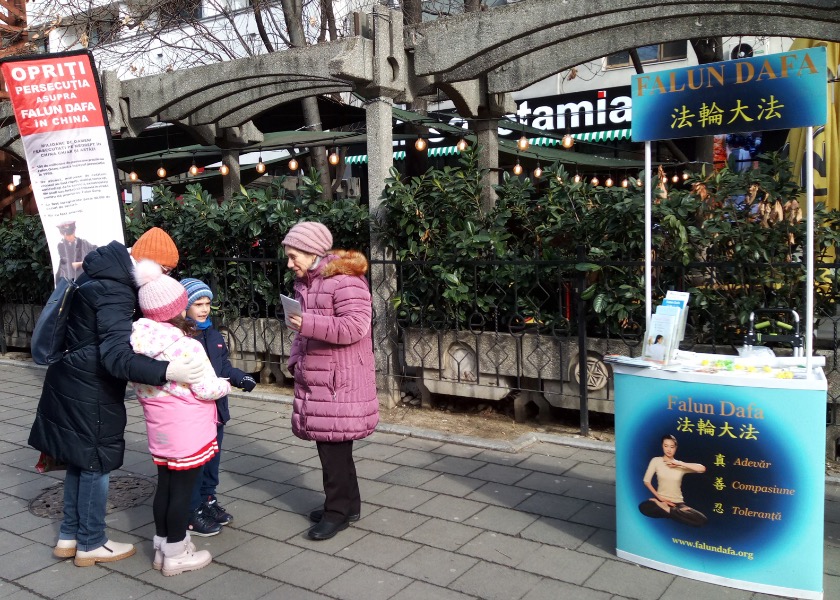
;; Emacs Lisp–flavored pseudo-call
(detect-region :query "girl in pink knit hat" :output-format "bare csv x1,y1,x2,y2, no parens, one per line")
282,221,379,541
129,260,231,576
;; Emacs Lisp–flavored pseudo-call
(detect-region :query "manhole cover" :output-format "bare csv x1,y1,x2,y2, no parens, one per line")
29,476,156,519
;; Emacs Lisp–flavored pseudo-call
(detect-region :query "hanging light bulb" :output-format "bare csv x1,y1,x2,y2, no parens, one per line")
590,175,600,186
7,182,15,192
156,154,166,179
621,178,629,188
328,148,340,166
255,148,266,174
605,176,614,188
220,163,230,176
637,178,644,187
573,173,581,184
289,157,299,171
562,133,574,148
533,163,543,179
512,160,523,176
189,160,199,176
517,135,530,151
682,172,690,181
671,174,680,183
456,138,468,152
414,137,427,152
129,170,139,182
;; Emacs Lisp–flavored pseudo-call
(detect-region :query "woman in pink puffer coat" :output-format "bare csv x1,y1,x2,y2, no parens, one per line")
283,221,378,541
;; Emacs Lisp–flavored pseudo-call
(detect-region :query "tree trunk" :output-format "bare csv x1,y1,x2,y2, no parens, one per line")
251,0,278,51
403,0,429,178
690,38,724,167
281,0,333,199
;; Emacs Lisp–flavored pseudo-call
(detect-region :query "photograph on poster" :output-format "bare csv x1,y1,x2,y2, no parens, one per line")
54,220,97,283
638,434,708,527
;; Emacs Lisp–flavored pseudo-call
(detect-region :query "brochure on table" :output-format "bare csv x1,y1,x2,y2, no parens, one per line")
639,291,689,366
613,362,825,599
606,350,825,383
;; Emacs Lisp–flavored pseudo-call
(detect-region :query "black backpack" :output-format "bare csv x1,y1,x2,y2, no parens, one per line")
31,277,81,365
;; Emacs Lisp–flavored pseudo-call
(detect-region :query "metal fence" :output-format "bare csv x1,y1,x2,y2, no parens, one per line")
3,254,838,437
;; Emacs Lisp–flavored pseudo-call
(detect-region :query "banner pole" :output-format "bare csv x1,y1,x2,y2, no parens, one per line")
645,140,652,331
805,126,814,375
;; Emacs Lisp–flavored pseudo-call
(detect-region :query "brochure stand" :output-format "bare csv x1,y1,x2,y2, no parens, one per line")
615,47,828,599
613,360,826,598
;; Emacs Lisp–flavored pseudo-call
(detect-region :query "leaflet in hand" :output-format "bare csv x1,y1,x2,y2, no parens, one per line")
280,294,302,327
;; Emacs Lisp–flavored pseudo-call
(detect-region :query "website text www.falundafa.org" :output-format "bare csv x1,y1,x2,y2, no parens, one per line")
672,537,754,560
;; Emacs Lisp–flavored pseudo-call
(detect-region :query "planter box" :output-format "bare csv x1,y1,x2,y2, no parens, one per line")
402,328,620,416
221,317,296,381
1,303,41,350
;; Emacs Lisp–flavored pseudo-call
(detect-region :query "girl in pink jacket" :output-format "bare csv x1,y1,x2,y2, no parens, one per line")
283,221,378,542
130,260,230,577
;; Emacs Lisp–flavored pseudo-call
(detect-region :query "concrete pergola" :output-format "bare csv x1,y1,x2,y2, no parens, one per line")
1,0,837,404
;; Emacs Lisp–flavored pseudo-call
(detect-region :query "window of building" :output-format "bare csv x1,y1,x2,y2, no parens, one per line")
87,18,121,46
223,0,249,10
159,0,203,25
606,42,687,69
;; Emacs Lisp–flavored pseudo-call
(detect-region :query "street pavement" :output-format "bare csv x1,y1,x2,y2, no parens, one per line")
0,358,837,600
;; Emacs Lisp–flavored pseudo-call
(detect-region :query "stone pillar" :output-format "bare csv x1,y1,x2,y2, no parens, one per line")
475,118,499,214
367,96,400,408
221,149,240,201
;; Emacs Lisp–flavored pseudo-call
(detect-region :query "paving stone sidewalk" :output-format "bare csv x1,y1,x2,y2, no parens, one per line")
0,359,837,600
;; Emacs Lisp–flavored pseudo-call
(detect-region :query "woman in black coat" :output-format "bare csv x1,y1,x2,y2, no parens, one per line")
29,232,202,567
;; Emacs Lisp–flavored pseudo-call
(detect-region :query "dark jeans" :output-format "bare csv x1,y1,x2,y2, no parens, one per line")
190,423,224,512
154,465,201,543
317,440,361,522
59,466,110,551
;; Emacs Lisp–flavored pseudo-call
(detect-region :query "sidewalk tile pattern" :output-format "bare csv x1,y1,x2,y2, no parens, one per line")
0,360,838,600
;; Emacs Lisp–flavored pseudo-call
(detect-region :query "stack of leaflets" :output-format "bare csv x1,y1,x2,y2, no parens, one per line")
642,291,689,365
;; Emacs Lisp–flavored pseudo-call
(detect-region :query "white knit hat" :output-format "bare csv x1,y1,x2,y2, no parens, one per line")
134,260,188,322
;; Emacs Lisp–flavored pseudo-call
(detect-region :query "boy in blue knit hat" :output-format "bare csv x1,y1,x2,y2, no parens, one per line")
180,278,257,536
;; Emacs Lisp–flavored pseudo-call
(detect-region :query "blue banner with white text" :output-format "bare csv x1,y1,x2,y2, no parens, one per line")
631,47,827,141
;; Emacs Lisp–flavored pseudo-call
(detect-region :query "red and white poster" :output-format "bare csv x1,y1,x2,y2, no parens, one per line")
1,50,124,285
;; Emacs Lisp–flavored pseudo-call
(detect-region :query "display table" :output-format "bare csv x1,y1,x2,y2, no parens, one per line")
613,357,827,599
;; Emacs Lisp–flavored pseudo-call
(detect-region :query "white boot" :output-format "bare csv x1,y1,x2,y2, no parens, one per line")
152,535,165,570
53,539,77,558
153,533,195,570
161,537,211,576
74,539,135,567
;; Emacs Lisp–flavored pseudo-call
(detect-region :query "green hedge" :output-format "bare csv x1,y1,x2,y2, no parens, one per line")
2,150,838,344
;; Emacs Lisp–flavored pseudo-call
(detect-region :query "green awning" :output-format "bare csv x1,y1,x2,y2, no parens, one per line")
519,130,631,145
572,129,632,142
344,129,643,168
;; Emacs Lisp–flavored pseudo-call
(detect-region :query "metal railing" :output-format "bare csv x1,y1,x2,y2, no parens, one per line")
3,253,838,431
